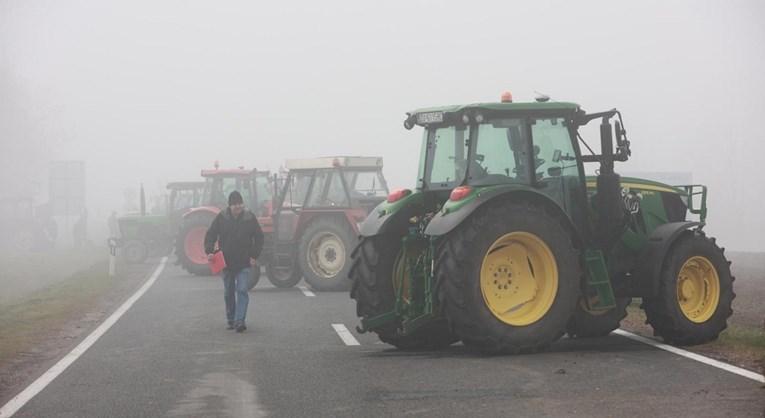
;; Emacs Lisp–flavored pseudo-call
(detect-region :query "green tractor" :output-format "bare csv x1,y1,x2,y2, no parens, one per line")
174,165,273,290
350,93,734,353
117,181,203,264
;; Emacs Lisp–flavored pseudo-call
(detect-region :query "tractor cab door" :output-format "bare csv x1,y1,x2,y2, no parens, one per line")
529,117,584,219
467,116,585,228
273,171,312,241
342,170,389,214
305,169,349,208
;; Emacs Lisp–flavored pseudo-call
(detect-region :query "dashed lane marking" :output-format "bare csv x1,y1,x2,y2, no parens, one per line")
0,257,169,418
298,286,315,297
613,329,764,383
332,324,360,346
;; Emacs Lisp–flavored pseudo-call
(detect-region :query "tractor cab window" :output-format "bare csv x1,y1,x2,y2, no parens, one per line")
531,117,582,212
253,174,272,216
306,170,349,208
418,125,469,190
205,177,252,210
202,177,225,208
171,189,196,212
531,118,578,179
283,172,312,209
469,119,527,186
237,178,255,210
345,171,388,198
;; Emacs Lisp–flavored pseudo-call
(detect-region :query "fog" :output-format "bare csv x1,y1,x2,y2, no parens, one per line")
2,0,764,251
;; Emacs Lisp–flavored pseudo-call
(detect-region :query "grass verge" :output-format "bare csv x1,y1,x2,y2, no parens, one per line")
0,261,127,368
622,300,765,375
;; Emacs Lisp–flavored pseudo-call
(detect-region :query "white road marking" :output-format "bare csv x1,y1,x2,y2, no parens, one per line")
298,286,315,297
0,257,169,418
613,329,765,383
332,324,360,346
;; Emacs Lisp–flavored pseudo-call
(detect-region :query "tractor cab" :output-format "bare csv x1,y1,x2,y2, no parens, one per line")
117,181,204,264
264,156,388,291
0,197,53,251
199,168,273,218
166,181,204,216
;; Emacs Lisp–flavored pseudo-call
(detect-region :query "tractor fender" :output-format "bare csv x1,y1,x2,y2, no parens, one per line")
634,221,705,296
358,196,429,238
181,205,221,220
425,187,571,237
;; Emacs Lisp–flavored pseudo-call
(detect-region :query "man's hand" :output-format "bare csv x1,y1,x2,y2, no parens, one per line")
207,253,215,262
250,258,258,266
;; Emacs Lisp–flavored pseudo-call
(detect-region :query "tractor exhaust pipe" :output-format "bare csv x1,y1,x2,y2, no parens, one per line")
140,183,146,217
596,117,623,250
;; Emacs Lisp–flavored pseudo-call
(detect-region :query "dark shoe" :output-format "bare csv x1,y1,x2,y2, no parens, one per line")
235,321,247,333
227,321,235,330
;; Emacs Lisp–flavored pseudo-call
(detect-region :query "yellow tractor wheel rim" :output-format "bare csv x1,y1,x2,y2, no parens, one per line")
677,256,720,323
480,232,558,326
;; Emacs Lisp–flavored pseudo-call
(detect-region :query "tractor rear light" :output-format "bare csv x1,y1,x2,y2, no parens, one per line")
449,186,472,201
387,188,412,203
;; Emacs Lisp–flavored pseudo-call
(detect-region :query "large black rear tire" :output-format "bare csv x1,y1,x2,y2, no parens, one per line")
299,217,356,291
175,213,216,276
248,267,261,291
350,233,458,349
265,261,302,288
122,239,149,264
641,232,734,345
566,297,631,338
435,201,581,353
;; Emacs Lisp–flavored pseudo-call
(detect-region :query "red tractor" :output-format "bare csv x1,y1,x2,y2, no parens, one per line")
264,156,388,291
174,165,273,288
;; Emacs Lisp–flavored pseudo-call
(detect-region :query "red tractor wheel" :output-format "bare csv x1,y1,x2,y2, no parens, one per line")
175,214,216,276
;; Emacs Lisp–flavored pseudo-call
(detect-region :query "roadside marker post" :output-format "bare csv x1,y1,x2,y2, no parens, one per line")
108,238,117,277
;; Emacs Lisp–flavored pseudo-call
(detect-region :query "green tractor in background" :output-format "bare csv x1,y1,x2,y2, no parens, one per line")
0,197,55,251
118,181,204,264
350,93,734,353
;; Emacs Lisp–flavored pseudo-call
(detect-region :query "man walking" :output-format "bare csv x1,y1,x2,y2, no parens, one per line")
204,191,264,332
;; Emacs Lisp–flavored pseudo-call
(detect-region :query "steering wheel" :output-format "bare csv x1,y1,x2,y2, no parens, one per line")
457,160,489,180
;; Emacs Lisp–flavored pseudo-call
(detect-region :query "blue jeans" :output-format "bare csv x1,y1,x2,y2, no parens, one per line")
222,267,250,323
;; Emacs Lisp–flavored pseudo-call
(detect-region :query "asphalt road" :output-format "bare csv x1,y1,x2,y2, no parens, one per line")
7,261,765,417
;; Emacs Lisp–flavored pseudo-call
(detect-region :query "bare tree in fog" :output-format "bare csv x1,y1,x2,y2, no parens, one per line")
0,70,63,199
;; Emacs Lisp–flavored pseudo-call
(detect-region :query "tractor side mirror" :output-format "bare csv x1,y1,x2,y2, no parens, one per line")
552,149,562,163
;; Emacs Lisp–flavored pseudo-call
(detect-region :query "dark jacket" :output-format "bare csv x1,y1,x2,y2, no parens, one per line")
204,207,264,274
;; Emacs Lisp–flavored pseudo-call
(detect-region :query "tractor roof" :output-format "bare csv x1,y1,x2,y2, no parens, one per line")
166,181,204,189
200,168,270,177
285,156,383,171
406,101,582,127
407,101,580,115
